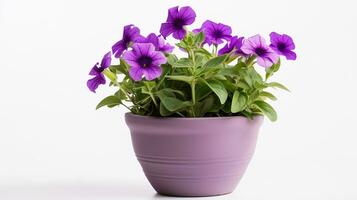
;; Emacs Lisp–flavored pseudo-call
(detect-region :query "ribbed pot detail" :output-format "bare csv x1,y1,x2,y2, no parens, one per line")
125,113,263,197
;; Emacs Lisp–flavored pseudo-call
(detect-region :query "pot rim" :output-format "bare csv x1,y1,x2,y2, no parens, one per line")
125,112,263,121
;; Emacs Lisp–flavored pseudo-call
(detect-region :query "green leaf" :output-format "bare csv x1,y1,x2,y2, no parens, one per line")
159,102,173,116
195,94,214,116
248,90,260,104
268,82,290,92
194,31,205,44
213,75,227,80
96,96,121,110
254,100,277,122
247,67,264,86
173,58,193,68
221,80,236,92
241,110,254,120
218,67,240,76
194,54,208,67
236,80,251,90
196,83,212,101
203,79,228,104
166,75,193,84
260,91,277,101
176,41,188,50
166,54,178,66
194,48,212,57
266,63,280,80
109,64,125,74
158,88,185,98
157,90,192,112
231,91,247,113
265,59,281,80
203,55,227,68
240,70,253,87
114,89,128,101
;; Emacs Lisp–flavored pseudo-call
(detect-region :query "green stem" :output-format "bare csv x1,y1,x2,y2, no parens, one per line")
191,81,196,117
213,45,218,55
149,93,158,107
156,71,169,89
103,69,117,82
191,82,196,105
144,82,158,107
120,103,131,111
246,55,257,67
190,49,196,67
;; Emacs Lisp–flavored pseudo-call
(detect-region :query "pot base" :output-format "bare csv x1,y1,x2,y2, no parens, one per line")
149,177,239,197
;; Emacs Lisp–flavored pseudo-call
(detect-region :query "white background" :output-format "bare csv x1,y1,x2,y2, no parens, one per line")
1,0,357,199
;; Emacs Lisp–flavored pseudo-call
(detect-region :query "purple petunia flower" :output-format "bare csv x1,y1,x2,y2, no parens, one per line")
123,43,167,81
195,20,232,45
241,35,279,68
218,36,246,56
87,52,112,93
137,33,174,53
112,24,141,58
269,32,297,60
160,6,196,40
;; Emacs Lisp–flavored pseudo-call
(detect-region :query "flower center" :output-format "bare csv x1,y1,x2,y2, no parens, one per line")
138,56,153,68
277,43,286,51
213,30,222,39
255,47,267,56
173,18,185,30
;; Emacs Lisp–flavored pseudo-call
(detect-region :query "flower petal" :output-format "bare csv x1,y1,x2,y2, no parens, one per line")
201,20,216,32
143,65,162,80
112,40,126,58
167,6,179,22
179,6,196,25
284,50,297,60
87,74,106,93
160,22,175,38
269,32,281,45
100,52,112,68
218,23,232,36
249,34,265,47
257,57,274,68
266,51,279,63
172,29,186,40
281,34,295,49
124,24,141,41
241,39,256,54
159,44,174,53
150,51,167,66
157,36,174,53
122,51,140,68
218,43,232,55
135,35,147,43
146,33,159,47
89,63,100,75
129,66,144,81
132,43,155,56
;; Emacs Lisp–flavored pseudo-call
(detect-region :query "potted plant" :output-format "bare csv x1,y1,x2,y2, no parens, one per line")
87,5,296,197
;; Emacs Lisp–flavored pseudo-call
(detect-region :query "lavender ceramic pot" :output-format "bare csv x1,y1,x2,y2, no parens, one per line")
125,113,263,197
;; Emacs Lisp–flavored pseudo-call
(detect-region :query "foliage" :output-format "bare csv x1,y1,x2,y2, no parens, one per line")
96,32,289,121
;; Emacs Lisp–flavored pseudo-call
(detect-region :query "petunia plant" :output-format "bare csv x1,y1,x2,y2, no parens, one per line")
87,6,296,121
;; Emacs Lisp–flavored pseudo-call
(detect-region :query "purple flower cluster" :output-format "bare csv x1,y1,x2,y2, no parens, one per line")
87,5,297,92
240,33,296,67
